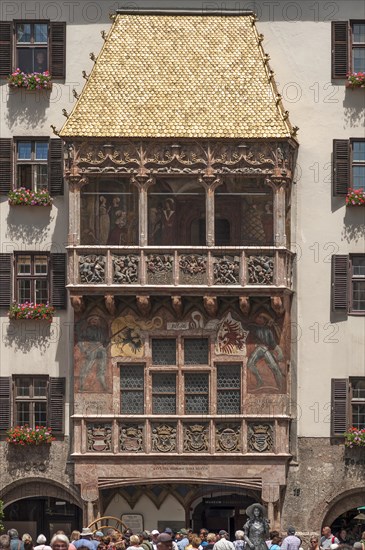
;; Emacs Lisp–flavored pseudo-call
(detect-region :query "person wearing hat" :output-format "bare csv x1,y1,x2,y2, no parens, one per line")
213,532,234,550
157,535,173,550
73,530,98,550
34,536,51,550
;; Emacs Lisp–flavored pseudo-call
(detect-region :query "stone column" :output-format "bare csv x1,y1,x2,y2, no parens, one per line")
199,174,222,247
68,176,88,246
266,178,288,248
262,482,281,529
81,481,100,526
130,174,155,247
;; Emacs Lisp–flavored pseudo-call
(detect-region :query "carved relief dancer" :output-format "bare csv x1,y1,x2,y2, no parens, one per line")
243,503,269,550
99,195,110,244
247,313,284,390
76,315,108,391
161,197,176,244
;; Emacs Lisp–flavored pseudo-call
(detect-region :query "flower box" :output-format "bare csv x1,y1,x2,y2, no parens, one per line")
344,427,365,447
8,69,52,91
8,302,55,321
346,188,365,206
8,187,52,206
6,426,55,445
346,72,365,88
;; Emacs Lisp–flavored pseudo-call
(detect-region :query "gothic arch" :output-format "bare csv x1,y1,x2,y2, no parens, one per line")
0,477,83,509
310,487,365,528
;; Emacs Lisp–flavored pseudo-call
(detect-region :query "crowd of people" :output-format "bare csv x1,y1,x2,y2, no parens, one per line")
0,525,364,550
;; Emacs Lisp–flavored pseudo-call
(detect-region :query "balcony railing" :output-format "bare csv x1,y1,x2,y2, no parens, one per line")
72,415,290,456
67,246,294,290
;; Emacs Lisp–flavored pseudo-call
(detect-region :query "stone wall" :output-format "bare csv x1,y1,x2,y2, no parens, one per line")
282,438,365,533
0,439,80,506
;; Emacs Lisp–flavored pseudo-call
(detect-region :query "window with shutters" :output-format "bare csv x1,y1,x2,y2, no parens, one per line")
14,376,48,427
333,139,365,196
350,256,365,313
0,21,66,79
331,378,365,436
332,21,365,79
15,253,49,303
16,22,48,73
332,254,365,314
16,140,48,191
350,378,365,429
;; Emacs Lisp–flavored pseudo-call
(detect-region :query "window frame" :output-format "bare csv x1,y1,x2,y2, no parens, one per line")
14,20,49,74
14,252,50,304
349,254,365,315
119,337,243,416
13,375,49,428
350,20,365,74
15,138,50,191
349,377,365,429
350,138,365,192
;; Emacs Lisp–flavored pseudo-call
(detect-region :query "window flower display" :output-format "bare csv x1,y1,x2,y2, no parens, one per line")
347,72,365,88
6,426,55,445
344,427,365,447
8,69,52,90
346,188,365,206
8,187,52,206
8,302,55,321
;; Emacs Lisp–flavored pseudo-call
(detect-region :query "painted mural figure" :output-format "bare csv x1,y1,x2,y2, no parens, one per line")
243,503,269,550
161,198,176,244
76,315,108,391
247,313,284,390
99,195,110,244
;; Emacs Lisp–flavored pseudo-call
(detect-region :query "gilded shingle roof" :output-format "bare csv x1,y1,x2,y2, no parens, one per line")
60,13,293,139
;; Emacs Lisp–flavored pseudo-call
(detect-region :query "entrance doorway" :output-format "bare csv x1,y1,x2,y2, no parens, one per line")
192,493,258,537
4,497,82,540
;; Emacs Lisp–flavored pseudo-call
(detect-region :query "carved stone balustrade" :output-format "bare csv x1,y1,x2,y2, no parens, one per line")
68,246,294,293
72,416,290,456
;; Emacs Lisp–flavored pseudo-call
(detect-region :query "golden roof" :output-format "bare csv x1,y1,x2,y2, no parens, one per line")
60,13,293,139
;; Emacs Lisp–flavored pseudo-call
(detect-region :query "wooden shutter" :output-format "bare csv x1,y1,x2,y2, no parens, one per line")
49,22,66,79
331,255,349,311
49,139,64,195
0,22,13,77
49,377,65,433
331,21,349,79
0,254,12,308
331,378,349,436
0,138,13,194
0,377,11,431
333,140,350,196
51,253,67,309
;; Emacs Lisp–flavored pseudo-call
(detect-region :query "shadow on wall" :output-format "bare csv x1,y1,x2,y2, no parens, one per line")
6,205,53,244
3,320,54,354
5,88,50,130
343,89,365,129
342,207,365,243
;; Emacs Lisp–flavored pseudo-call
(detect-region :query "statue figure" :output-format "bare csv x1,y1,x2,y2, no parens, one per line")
243,503,269,550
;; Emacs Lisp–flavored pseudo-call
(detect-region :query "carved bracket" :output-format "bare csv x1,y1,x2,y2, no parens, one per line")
70,295,85,313
239,296,251,315
136,295,151,317
271,296,284,316
203,295,218,317
171,296,183,318
105,294,116,316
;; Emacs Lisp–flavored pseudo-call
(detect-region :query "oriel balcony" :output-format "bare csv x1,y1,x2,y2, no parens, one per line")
67,246,294,294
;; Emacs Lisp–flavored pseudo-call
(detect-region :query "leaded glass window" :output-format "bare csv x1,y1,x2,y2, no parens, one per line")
185,372,209,414
184,338,209,365
120,364,144,414
152,339,176,365
152,373,176,414
217,364,241,414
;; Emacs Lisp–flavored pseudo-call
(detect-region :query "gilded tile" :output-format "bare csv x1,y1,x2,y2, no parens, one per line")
60,14,293,139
